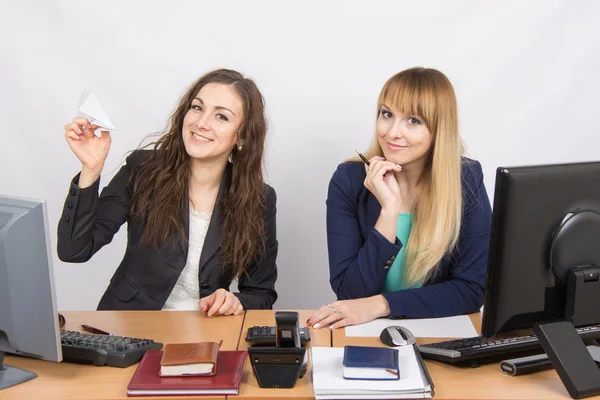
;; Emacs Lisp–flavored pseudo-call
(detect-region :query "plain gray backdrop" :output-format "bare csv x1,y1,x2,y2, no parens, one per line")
1,0,598,310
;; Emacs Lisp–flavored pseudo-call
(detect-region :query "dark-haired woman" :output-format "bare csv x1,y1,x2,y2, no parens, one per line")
58,69,277,315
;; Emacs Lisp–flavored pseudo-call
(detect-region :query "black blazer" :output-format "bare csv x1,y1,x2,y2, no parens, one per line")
57,150,278,310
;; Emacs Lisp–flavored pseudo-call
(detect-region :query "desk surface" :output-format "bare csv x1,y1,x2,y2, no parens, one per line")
2,310,590,400
1,311,244,400
331,313,580,400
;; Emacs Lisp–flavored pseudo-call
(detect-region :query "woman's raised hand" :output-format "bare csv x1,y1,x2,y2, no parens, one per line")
64,117,111,171
64,117,112,188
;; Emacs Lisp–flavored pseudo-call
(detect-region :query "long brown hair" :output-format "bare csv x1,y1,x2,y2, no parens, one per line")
129,69,268,278
354,67,463,285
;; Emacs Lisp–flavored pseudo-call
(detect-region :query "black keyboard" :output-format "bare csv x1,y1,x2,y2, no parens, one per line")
418,324,600,366
245,325,311,346
60,330,163,368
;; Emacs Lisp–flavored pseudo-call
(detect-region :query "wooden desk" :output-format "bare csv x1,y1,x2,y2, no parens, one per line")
1,311,244,400
332,313,589,400
236,310,331,400
5,310,585,400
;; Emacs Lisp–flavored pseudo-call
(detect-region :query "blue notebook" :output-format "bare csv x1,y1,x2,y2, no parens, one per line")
342,345,400,380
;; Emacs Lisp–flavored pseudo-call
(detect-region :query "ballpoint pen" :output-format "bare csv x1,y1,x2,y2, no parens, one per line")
355,149,401,170
355,149,370,166
81,324,112,335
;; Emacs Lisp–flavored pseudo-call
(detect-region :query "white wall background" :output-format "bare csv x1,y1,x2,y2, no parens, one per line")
1,0,599,311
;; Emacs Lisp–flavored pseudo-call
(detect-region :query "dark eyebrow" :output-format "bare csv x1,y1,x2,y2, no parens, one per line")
193,97,236,116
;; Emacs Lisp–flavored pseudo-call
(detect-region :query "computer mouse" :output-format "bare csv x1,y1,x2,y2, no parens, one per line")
380,325,416,347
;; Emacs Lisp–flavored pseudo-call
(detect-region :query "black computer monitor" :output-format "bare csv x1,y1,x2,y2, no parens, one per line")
0,196,62,390
481,161,600,339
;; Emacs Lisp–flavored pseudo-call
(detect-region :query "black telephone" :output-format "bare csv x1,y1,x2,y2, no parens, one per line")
245,325,311,346
247,311,309,388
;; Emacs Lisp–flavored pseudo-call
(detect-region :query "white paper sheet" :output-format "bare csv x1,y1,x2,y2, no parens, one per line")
311,346,431,399
77,90,116,130
345,315,478,338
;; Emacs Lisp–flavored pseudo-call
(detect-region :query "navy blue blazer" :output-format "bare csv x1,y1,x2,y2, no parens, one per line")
326,158,492,318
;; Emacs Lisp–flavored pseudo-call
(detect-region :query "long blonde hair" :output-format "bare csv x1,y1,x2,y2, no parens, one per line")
354,67,464,286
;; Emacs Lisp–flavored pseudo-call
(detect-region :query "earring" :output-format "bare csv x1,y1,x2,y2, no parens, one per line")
237,141,244,151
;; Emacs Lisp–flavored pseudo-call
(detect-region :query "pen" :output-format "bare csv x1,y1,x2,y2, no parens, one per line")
355,149,370,166
81,324,112,335
355,149,401,171
413,345,434,390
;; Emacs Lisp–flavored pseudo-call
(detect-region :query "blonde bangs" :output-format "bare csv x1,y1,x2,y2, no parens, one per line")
378,72,439,135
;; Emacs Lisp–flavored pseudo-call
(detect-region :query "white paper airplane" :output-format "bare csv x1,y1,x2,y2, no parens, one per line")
77,90,116,130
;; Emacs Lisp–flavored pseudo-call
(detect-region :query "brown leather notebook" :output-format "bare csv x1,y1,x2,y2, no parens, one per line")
159,340,222,377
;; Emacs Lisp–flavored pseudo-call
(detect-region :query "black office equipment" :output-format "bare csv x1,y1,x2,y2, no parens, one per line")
60,330,163,368
419,162,600,373
481,162,600,337
500,346,600,376
500,345,600,377
418,324,600,365
248,311,308,388
248,347,306,389
275,311,302,348
500,353,554,376
535,322,600,399
245,326,310,346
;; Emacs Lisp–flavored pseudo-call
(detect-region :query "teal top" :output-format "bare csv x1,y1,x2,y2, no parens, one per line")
382,213,422,292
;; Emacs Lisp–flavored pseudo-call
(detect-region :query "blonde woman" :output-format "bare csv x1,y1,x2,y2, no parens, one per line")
308,67,492,329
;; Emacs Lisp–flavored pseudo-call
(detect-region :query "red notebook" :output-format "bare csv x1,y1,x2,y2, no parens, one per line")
127,350,247,397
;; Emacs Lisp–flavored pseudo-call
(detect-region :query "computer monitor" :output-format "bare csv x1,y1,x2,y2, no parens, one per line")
0,196,62,390
481,161,600,339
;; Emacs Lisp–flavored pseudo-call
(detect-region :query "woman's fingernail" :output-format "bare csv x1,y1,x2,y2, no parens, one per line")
329,325,335,330
314,323,320,329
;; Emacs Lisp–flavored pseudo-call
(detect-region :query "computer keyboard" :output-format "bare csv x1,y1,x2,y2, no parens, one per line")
418,324,600,366
245,325,311,346
60,330,163,368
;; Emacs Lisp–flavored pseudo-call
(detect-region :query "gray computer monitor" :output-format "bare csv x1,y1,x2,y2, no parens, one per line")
0,196,62,390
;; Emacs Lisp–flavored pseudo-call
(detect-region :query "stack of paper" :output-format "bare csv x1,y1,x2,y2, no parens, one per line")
311,346,433,399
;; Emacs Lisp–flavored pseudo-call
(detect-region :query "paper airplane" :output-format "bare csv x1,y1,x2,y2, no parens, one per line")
77,90,116,130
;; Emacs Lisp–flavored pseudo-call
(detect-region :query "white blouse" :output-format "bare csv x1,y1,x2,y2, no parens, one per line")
162,208,212,310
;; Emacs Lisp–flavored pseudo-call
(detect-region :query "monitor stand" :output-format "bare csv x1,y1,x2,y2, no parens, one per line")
0,351,38,390
534,267,600,399
535,321,600,399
